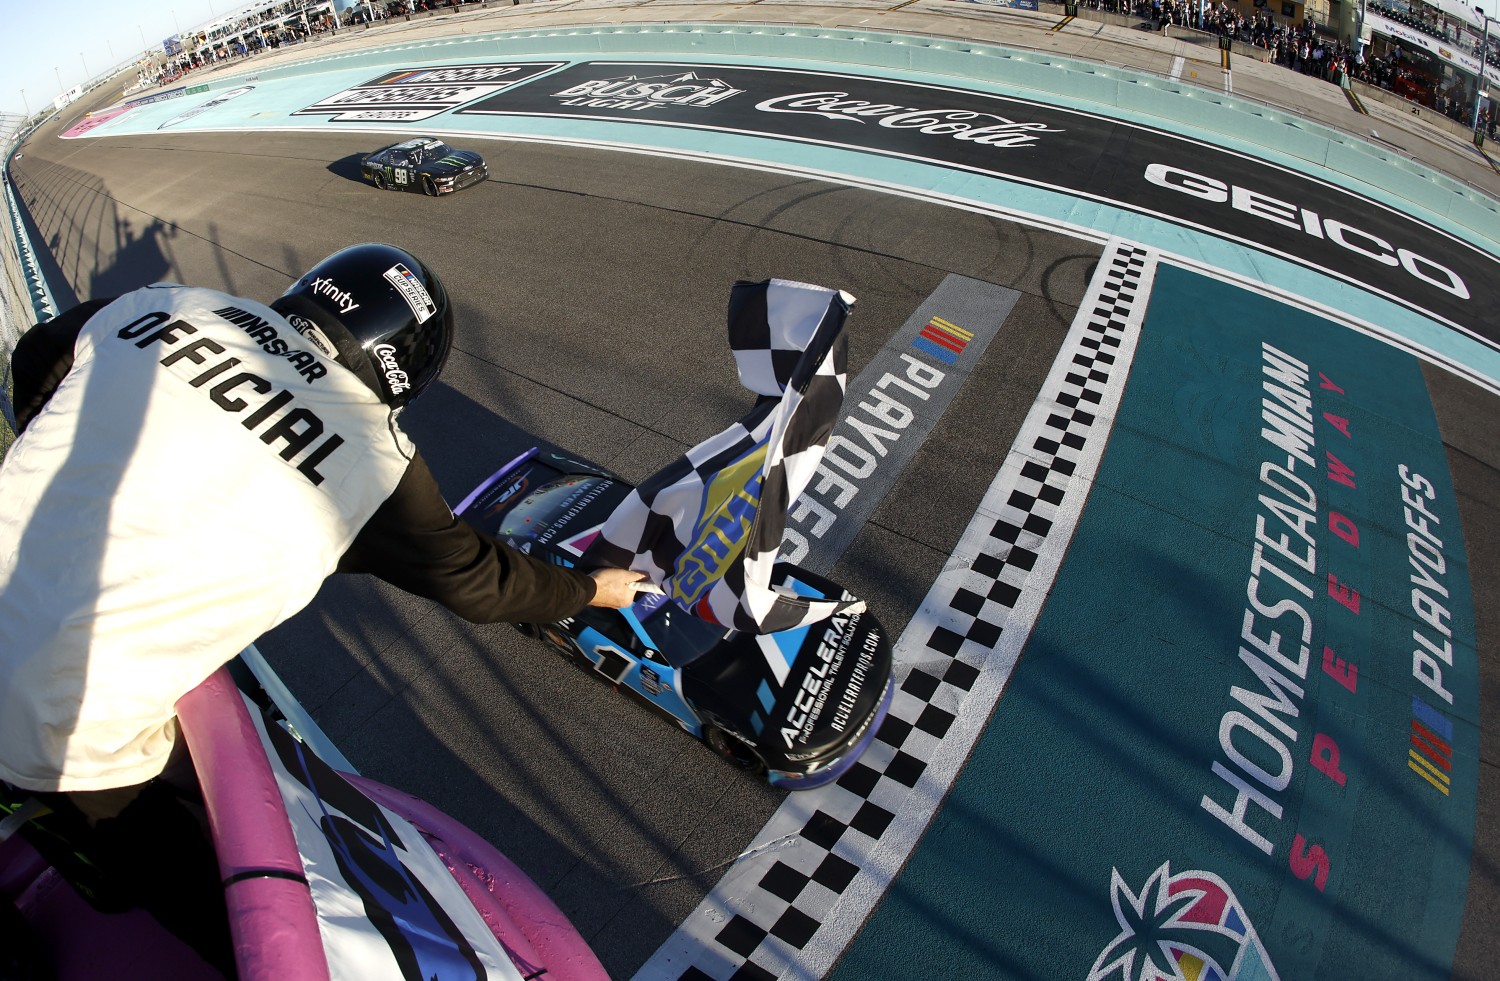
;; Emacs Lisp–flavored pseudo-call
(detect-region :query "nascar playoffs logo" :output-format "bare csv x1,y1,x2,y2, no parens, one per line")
1089,862,1280,981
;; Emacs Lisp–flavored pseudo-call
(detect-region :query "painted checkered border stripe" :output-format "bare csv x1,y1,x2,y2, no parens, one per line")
634,240,1158,981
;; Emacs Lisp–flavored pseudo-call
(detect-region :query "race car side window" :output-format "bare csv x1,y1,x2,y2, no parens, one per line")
577,607,654,661
641,604,728,669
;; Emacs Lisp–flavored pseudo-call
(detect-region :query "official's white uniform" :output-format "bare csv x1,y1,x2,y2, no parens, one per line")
0,285,412,792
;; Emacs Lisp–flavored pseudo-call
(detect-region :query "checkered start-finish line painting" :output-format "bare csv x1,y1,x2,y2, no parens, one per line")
635,240,1155,981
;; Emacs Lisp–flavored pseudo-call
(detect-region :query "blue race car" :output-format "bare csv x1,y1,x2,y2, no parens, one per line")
457,448,895,790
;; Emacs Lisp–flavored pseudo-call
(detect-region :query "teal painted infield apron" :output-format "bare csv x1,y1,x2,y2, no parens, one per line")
833,264,1478,981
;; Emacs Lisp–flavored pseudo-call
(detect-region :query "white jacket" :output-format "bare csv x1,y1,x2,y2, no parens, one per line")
0,285,412,792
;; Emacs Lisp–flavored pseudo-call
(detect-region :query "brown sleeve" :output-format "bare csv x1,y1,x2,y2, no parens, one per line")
339,451,598,624
10,299,117,433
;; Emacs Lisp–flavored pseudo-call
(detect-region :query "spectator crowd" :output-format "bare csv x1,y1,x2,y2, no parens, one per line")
128,0,1498,140
1065,0,1496,137
133,1,493,90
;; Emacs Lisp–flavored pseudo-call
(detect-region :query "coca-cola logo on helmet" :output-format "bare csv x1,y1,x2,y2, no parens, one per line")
372,343,410,395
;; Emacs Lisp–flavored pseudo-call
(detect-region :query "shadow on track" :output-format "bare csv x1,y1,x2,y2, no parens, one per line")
326,153,368,186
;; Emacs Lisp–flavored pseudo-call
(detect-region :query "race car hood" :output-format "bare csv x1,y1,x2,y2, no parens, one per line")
423,150,483,174
684,564,892,770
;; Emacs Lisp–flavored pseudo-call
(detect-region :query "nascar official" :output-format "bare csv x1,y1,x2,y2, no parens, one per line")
0,242,642,975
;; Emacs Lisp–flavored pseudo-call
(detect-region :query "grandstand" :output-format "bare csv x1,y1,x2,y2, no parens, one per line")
1360,0,1497,121
151,1,353,81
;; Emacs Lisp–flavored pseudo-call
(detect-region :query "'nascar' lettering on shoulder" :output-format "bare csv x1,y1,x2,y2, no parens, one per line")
213,306,328,382
387,66,531,84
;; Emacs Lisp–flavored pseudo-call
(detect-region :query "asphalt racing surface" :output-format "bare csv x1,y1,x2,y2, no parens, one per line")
6,3,1500,979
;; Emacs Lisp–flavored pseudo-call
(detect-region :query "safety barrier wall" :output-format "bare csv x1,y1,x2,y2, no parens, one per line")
2,138,60,442
178,18,1500,247
1,190,54,337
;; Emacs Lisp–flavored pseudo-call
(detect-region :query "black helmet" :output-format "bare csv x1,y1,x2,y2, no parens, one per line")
271,243,453,409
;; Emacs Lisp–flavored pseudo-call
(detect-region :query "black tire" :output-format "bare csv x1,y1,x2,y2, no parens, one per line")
421,175,438,196
704,725,767,777
513,622,541,639
372,171,386,190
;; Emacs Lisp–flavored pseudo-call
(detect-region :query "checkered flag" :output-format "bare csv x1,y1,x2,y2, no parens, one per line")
585,279,865,634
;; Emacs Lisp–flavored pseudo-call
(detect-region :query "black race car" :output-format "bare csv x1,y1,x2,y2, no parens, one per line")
360,137,487,196
456,448,895,790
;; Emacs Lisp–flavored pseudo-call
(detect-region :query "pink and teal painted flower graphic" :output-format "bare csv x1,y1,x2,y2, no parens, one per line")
1089,862,1280,981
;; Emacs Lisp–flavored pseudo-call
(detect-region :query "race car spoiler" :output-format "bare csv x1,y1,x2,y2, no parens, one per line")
454,447,541,517
454,446,615,523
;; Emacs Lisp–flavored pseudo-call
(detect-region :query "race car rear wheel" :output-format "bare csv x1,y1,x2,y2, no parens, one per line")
421,175,438,196
372,172,386,190
705,726,767,778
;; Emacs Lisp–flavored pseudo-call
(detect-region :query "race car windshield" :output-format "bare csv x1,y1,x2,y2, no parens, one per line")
417,142,453,162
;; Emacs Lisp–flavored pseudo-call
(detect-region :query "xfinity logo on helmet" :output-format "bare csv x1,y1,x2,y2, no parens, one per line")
309,277,360,315
372,343,411,395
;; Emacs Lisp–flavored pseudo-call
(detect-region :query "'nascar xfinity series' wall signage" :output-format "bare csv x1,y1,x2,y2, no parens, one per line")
457,61,1499,339
296,63,564,123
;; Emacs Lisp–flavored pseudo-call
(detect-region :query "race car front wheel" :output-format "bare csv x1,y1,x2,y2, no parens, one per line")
421,176,438,196
705,726,767,778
